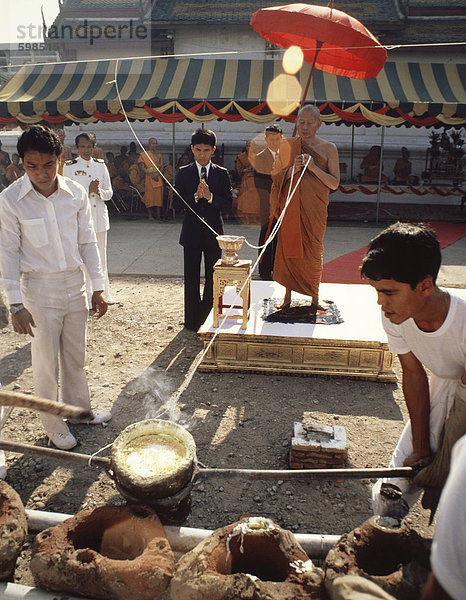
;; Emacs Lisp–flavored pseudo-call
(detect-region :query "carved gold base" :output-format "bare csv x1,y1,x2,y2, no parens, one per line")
198,332,395,381
198,282,397,382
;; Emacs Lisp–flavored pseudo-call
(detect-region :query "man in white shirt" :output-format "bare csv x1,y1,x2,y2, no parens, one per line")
63,132,115,304
360,222,466,513
0,125,111,459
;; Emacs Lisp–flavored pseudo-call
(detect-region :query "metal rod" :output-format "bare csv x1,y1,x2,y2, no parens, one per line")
197,466,414,480
0,439,415,480
0,390,91,419
0,582,87,600
26,509,341,558
0,439,110,468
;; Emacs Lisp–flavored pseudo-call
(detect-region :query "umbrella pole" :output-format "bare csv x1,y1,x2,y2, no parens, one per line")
172,107,176,219
293,41,323,136
375,125,385,224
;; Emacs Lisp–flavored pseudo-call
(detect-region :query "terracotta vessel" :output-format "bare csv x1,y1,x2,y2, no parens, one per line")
325,515,431,600
30,504,174,600
0,480,28,580
170,517,323,599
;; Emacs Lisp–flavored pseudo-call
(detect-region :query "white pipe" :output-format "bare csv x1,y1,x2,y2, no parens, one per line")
26,509,341,557
0,582,89,600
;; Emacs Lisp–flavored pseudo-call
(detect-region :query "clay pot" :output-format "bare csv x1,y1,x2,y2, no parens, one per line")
0,480,28,580
30,504,174,600
325,515,431,600
169,517,324,600
115,478,193,526
111,419,197,500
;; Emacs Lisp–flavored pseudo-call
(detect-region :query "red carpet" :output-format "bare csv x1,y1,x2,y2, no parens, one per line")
321,221,466,285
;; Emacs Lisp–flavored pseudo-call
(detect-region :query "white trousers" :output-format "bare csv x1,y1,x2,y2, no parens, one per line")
21,269,91,435
372,375,457,512
85,230,111,301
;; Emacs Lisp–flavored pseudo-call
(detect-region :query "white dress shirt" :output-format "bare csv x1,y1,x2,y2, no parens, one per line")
63,156,112,233
0,174,104,304
195,160,213,203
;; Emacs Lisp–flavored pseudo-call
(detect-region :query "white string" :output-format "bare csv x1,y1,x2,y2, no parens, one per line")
1,41,464,72
166,159,310,409
110,57,311,417
111,61,222,240
87,441,113,467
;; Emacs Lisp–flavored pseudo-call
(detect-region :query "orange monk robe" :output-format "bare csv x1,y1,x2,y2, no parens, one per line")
270,137,330,301
5,163,24,184
139,151,163,208
128,162,145,196
236,151,260,219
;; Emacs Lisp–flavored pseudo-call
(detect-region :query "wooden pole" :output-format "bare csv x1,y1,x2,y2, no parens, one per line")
0,390,92,419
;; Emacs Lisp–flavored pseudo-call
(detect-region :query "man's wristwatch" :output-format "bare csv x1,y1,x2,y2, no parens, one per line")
9,303,24,315
193,192,199,202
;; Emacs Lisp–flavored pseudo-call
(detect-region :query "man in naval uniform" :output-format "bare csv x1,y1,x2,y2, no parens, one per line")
63,133,115,304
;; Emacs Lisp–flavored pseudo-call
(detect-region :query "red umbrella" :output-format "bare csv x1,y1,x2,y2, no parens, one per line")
250,2,387,105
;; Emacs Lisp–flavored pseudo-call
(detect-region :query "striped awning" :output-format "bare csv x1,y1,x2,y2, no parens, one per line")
0,57,464,127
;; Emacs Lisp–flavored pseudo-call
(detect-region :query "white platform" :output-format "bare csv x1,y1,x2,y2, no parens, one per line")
198,282,395,381
200,281,386,343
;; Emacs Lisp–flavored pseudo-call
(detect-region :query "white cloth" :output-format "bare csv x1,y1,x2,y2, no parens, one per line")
430,434,466,600
0,174,104,304
21,269,90,435
63,156,112,233
373,293,466,510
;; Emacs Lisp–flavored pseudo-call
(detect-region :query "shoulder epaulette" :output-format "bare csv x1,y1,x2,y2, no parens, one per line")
92,158,105,163
65,158,78,165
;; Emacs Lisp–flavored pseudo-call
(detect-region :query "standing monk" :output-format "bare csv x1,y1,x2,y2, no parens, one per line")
139,138,164,220
270,105,340,308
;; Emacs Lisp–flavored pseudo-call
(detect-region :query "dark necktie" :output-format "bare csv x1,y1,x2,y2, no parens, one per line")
201,166,207,180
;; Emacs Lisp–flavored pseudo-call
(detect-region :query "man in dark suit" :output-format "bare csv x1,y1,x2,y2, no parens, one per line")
252,124,282,280
174,129,232,331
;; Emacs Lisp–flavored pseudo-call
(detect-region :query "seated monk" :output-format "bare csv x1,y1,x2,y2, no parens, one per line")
393,147,419,185
5,154,24,184
360,145,387,183
128,155,145,196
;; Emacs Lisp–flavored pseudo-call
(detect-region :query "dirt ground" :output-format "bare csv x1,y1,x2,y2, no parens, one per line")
0,276,434,588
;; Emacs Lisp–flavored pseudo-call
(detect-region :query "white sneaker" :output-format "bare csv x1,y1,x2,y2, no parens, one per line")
0,449,7,480
48,430,77,450
69,410,112,425
107,297,116,305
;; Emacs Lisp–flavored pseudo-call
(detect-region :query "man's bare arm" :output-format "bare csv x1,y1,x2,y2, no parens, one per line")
306,142,340,190
421,572,453,600
398,351,432,465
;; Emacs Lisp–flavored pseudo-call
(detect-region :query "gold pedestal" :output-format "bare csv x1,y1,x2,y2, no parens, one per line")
198,331,395,381
199,281,398,382
213,259,251,330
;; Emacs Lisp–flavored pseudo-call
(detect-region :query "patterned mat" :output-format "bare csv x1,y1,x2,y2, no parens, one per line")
262,299,344,324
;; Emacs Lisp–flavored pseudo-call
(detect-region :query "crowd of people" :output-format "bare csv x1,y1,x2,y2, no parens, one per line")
0,117,464,600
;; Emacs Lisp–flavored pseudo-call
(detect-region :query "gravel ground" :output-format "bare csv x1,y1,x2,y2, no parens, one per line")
0,277,433,589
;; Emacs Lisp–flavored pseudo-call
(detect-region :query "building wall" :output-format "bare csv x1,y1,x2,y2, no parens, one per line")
174,26,266,59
